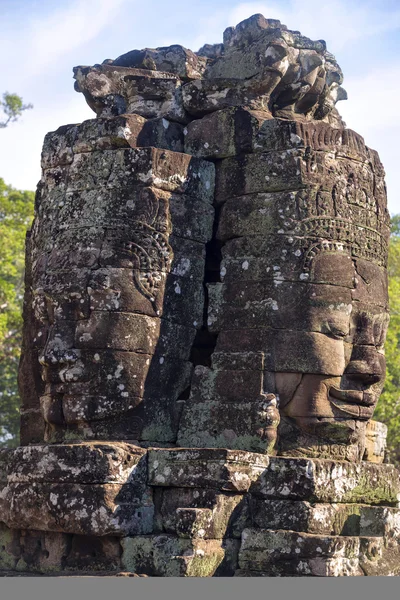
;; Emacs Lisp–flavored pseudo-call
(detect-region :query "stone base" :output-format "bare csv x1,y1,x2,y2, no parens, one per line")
0,445,399,576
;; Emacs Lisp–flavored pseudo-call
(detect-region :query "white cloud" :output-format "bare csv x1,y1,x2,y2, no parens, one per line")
1,0,133,81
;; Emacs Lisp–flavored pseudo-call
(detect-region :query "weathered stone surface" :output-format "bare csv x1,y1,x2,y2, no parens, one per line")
185,111,370,159
1,443,153,536
215,150,303,203
88,268,205,325
41,115,185,169
251,457,400,504
250,496,400,544
148,448,269,492
121,535,237,576
112,45,208,80
74,312,195,355
40,147,215,203
177,365,279,452
238,528,361,572
0,525,123,574
235,557,362,577
5,11,396,580
1,481,154,536
0,450,13,485
183,15,345,122
358,536,400,576
73,65,189,123
6,442,146,484
364,420,387,464
37,186,213,244
159,488,249,539
214,147,380,205
250,498,364,535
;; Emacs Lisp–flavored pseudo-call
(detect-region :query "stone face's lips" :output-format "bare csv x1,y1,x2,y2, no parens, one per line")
329,399,373,419
329,387,364,404
329,386,377,406
329,386,376,419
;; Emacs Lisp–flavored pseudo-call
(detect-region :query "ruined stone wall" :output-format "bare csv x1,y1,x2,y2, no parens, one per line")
18,13,390,461
0,13,397,578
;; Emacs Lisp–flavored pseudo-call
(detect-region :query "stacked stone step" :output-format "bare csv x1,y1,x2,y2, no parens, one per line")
1,447,399,576
177,109,390,460
19,114,215,445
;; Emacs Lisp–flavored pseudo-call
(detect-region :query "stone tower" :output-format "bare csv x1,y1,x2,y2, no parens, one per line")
0,14,399,577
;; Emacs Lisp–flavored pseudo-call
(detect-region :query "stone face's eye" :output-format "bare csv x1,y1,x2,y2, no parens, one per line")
326,324,347,339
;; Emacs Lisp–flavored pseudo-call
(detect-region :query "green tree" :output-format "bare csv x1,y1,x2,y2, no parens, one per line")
0,93,33,128
375,215,400,463
0,178,34,446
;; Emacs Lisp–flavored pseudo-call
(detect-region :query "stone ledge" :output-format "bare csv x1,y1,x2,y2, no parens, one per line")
7,442,146,484
250,498,400,536
0,482,154,536
251,457,400,504
148,448,269,491
121,535,239,576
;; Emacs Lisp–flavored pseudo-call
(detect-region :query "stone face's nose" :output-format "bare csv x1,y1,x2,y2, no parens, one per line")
344,345,385,385
38,327,80,367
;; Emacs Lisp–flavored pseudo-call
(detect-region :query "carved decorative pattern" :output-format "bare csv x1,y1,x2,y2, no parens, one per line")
118,221,172,302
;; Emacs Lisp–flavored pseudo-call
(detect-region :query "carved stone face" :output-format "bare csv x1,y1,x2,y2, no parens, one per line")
198,136,391,459
273,254,389,460
27,148,214,443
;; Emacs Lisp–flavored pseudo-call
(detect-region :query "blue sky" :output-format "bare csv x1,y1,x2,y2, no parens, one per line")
1,0,399,212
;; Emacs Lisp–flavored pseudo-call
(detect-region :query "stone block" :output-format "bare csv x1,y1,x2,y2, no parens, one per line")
6,442,146,484
250,498,365,535
184,108,271,158
121,535,234,576
112,45,207,80
0,523,21,571
182,78,273,117
251,457,400,504
42,148,215,204
159,488,250,539
238,528,361,572
1,443,153,537
74,312,196,357
363,420,387,464
1,481,153,537
175,361,280,454
73,64,188,123
88,268,205,327
41,115,185,169
215,150,303,203
39,187,213,245
0,526,123,575
184,110,371,161
148,448,269,492
0,449,14,484
359,505,400,539
235,556,362,577
19,408,45,446
207,280,354,333
214,329,347,376
214,147,376,205
358,536,400,576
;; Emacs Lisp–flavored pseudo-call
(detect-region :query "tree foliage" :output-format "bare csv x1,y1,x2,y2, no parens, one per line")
0,178,34,445
0,93,33,129
374,216,400,463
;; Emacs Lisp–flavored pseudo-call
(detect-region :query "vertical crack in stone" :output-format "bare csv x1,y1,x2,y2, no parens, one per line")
189,205,222,369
